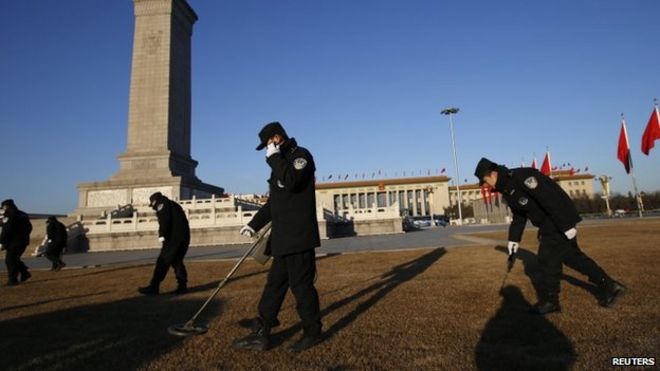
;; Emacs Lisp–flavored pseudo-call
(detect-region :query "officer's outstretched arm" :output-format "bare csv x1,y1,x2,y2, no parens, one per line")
522,173,576,232
157,203,172,241
508,209,526,243
266,152,313,191
47,222,54,242
248,199,272,233
0,210,16,245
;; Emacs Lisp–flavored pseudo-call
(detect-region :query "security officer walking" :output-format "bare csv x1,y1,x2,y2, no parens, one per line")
474,158,625,314
138,192,190,296
233,121,322,353
45,216,67,271
1,199,33,285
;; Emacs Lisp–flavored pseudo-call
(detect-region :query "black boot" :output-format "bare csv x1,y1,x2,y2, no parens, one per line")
138,285,159,296
530,300,561,315
599,278,626,308
20,270,31,282
288,333,323,353
232,318,271,351
54,261,65,272
172,283,188,295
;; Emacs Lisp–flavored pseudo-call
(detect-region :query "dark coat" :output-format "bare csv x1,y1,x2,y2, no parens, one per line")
248,138,321,257
495,166,581,242
47,220,68,247
156,197,190,248
0,206,32,248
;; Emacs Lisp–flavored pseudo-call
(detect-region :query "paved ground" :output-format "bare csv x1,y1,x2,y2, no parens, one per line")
1,217,654,272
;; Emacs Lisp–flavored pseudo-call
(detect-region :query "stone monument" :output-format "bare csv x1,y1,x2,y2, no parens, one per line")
75,0,223,217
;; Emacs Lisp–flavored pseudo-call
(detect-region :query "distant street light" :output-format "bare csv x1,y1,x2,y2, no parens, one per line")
441,107,463,225
598,175,613,217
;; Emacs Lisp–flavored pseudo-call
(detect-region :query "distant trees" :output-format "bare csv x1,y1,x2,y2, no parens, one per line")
573,191,660,214
444,203,474,219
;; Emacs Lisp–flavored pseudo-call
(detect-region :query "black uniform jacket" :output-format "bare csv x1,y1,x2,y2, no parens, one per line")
0,207,32,248
156,197,191,247
47,220,68,247
248,138,321,257
495,166,582,243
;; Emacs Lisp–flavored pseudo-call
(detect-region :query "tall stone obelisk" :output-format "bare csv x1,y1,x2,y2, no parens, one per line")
76,0,223,215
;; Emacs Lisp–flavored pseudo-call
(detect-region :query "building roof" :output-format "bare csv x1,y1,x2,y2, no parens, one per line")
315,176,451,190
550,170,594,180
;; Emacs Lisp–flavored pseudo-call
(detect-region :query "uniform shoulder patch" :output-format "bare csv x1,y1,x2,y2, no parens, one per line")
524,176,538,189
518,197,529,206
293,157,308,170
157,204,164,212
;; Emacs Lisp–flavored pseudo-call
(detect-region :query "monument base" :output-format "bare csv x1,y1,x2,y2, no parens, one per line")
73,176,224,219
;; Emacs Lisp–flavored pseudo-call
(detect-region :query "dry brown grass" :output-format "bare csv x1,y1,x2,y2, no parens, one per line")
1,219,659,370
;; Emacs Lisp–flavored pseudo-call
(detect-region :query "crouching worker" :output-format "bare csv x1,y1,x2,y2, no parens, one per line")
138,192,190,296
232,122,323,353
45,216,67,271
474,158,625,315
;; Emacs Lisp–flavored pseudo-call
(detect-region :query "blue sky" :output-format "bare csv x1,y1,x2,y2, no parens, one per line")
1,0,659,213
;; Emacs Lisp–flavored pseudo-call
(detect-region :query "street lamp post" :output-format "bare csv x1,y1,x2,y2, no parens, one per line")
598,175,612,217
441,107,463,226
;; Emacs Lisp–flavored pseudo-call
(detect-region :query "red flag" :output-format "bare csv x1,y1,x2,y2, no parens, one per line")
617,119,633,174
531,158,537,169
641,106,660,155
569,168,575,176
540,152,551,176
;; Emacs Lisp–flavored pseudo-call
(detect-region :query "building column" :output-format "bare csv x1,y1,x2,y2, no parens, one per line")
420,189,426,216
411,189,418,216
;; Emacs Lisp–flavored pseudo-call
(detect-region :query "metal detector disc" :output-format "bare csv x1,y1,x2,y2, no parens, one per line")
168,323,208,337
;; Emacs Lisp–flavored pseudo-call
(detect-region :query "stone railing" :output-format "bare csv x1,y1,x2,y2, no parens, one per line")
178,194,237,211
333,203,401,221
84,205,258,234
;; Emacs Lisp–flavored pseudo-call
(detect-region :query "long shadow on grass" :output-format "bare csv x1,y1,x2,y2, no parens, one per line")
0,291,110,313
270,248,446,346
494,246,601,301
227,252,341,284
0,284,222,371
475,285,576,370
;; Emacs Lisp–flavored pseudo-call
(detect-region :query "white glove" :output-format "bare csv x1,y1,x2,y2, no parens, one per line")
158,236,165,243
507,241,519,255
564,228,577,240
266,142,280,158
240,225,255,238
48,239,52,243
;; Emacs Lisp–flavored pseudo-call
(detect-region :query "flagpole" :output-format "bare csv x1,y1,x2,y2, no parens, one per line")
622,113,644,218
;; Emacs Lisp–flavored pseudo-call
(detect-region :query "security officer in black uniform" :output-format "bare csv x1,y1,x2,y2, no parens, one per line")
233,121,322,353
138,192,190,296
45,216,67,271
474,158,625,314
1,199,33,285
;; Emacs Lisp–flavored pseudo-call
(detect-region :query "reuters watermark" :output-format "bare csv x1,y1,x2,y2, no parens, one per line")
611,357,656,367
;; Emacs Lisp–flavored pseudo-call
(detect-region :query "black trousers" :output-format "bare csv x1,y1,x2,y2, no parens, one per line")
258,249,322,336
537,232,608,302
5,243,29,282
45,242,65,267
150,241,189,287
